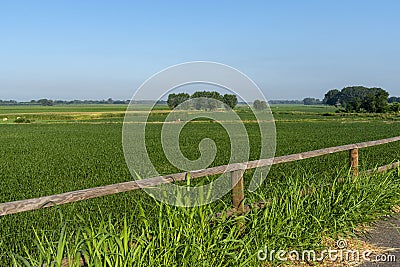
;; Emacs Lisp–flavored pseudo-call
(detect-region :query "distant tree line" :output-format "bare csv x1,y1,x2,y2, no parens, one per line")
268,100,303,105
269,99,324,105
0,98,131,106
0,100,18,105
389,96,400,103
31,98,130,106
303,98,323,105
167,91,238,110
323,86,394,113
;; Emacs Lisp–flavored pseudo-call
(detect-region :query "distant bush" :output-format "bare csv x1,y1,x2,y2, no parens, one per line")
253,99,268,111
14,117,31,123
389,102,400,113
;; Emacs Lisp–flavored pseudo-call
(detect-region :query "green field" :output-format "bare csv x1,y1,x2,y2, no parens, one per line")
1,104,400,266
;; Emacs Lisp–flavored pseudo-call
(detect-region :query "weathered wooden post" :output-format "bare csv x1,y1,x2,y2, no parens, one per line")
231,170,245,213
231,169,245,231
349,147,359,176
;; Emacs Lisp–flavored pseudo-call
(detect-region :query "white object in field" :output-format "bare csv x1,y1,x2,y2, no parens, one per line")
2,118,7,121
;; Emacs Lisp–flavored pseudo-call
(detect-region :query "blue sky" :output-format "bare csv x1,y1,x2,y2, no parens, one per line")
1,1,399,101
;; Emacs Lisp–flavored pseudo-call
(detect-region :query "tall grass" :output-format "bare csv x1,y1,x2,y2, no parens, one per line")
8,167,400,267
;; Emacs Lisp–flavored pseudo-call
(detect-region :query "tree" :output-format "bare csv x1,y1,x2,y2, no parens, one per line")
373,88,389,113
222,94,238,109
191,91,223,110
331,86,389,113
167,91,229,110
389,102,400,113
260,101,268,110
323,89,341,106
253,100,268,111
339,86,367,112
253,100,261,110
167,93,190,109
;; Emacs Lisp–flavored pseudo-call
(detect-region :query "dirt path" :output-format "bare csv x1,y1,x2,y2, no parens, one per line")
359,215,400,266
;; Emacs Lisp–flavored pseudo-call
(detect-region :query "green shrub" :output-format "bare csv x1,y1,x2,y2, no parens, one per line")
14,117,31,123
389,102,400,113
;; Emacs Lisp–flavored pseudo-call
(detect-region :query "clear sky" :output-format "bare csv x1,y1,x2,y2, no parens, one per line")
1,0,399,101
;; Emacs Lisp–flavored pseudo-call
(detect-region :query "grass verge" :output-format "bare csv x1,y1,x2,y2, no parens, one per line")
7,167,400,267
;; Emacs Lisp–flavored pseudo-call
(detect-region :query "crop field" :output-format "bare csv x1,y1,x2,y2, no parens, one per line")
1,104,400,266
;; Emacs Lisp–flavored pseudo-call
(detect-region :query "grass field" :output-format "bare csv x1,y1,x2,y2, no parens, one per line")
1,104,400,266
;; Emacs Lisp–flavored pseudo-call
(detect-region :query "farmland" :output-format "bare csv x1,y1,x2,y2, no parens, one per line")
1,104,400,266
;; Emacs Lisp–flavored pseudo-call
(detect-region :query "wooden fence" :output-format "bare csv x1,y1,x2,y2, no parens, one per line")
1,136,400,217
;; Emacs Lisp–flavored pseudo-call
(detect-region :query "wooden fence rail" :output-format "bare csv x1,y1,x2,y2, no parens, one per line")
1,136,400,216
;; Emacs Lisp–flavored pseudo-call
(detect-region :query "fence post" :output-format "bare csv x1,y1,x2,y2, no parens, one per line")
231,169,245,231
349,148,359,176
231,170,245,213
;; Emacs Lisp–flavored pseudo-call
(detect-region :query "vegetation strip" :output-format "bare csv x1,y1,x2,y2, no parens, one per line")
214,161,400,220
27,163,400,267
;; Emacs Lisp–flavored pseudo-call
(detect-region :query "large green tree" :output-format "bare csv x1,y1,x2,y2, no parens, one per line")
222,94,238,109
166,91,238,110
324,86,389,113
323,89,341,106
389,102,400,113
191,91,223,110
167,93,190,109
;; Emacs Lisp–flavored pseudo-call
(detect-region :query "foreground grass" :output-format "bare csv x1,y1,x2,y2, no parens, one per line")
8,167,400,266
